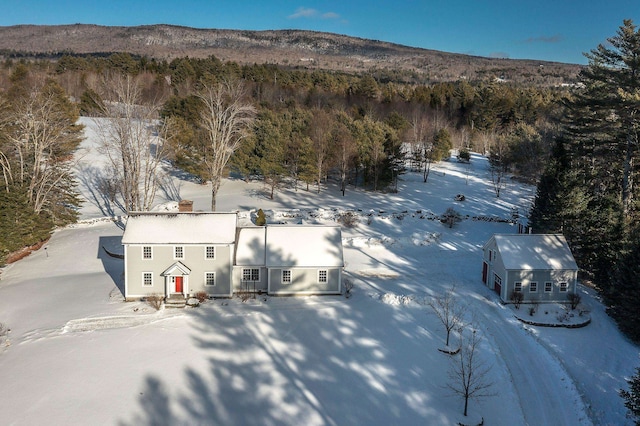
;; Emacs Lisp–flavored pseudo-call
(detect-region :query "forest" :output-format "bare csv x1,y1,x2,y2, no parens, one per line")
0,21,639,353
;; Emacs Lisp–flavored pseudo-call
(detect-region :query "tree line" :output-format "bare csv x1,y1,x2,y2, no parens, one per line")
0,46,568,264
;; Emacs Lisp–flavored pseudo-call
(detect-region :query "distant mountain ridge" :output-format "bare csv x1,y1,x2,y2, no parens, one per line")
0,24,582,85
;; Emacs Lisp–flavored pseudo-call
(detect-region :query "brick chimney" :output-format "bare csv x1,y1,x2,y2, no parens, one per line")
178,200,193,212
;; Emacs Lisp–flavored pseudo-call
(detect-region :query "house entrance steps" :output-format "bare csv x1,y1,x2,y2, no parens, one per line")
165,294,186,308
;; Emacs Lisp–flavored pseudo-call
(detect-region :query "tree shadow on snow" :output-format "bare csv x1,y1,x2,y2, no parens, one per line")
119,232,460,425
76,164,127,218
97,235,125,297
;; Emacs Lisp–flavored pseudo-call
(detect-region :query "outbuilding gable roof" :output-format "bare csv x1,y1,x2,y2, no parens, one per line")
122,212,237,245
491,234,578,271
265,225,344,268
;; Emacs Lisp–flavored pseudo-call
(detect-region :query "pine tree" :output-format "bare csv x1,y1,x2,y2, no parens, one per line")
565,19,640,220
610,227,640,342
532,21,640,332
620,367,640,425
530,137,590,234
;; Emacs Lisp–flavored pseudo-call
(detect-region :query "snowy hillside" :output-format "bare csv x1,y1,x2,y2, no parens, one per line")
0,117,637,425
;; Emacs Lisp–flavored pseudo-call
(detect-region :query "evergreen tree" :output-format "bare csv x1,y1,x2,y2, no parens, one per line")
611,226,640,342
565,19,640,220
620,367,640,425
253,111,286,199
530,137,589,234
532,21,640,323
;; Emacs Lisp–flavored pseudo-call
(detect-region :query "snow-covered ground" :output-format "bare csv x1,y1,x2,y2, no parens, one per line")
0,117,638,425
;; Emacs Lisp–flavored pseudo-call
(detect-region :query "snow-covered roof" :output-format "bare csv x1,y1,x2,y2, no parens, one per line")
491,234,578,271
235,226,266,266
265,225,344,268
122,212,237,245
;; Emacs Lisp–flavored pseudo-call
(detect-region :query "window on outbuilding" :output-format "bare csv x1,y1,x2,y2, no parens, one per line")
318,270,328,283
514,282,522,292
559,282,568,292
530,282,538,293
282,270,292,284
544,282,552,292
494,274,502,288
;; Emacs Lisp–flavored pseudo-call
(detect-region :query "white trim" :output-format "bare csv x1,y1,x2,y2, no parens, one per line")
282,269,292,284
174,245,184,260
529,281,538,293
142,272,153,287
205,246,216,260
142,245,152,260
559,282,568,292
318,269,328,283
544,281,553,292
242,268,260,282
124,245,129,297
166,274,189,295
204,271,216,287
514,282,522,293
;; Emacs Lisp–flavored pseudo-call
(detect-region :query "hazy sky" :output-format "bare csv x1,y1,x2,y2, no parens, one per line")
1,1,639,64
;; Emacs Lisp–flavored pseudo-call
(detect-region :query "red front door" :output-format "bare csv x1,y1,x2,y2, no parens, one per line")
175,276,183,293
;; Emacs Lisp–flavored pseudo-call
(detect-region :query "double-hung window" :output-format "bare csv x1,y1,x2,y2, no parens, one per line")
174,246,184,259
205,272,216,286
243,268,260,281
529,282,538,293
514,282,522,292
559,282,568,292
318,270,328,283
142,246,152,259
282,270,292,284
205,246,215,259
142,272,153,286
544,282,553,292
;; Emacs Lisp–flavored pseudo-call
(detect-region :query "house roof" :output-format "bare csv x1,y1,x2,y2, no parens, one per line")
121,212,237,245
265,225,344,268
491,234,578,271
235,226,266,266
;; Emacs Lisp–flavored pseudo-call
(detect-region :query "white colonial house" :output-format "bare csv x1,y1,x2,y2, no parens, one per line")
482,234,579,303
121,210,344,302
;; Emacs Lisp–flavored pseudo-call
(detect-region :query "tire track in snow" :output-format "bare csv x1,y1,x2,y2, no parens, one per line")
479,301,592,426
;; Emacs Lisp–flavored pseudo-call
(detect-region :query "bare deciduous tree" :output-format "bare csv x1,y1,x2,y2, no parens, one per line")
309,108,332,193
197,80,256,211
94,73,168,212
0,81,83,215
447,326,495,417
332,113,357,196
428,286,466,347
488,135,509,198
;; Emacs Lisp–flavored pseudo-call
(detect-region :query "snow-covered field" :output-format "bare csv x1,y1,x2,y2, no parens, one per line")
0,117,638,425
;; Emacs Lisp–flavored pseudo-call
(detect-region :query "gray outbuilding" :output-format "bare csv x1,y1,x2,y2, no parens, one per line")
482,234,578,304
